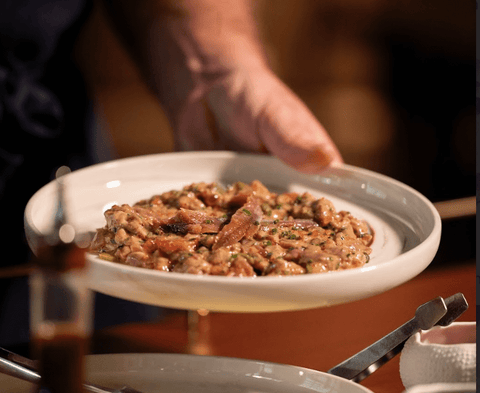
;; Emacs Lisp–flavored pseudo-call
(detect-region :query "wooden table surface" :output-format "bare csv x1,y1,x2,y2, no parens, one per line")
92,262,476,393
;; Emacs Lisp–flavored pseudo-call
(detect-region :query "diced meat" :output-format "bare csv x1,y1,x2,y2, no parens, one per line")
227,255,256,277
164,209,227,234
213,196,263,250
312,198,336,226
91,180,373,276
155,236,196,254
266,259,306,276
172,253,212,275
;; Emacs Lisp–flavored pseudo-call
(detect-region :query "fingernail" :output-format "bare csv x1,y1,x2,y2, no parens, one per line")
294,147,343,174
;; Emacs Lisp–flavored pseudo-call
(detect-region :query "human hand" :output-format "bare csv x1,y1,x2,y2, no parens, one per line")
102,0,342,172
172,65,343,173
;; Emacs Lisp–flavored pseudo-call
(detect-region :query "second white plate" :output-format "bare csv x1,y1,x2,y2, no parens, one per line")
0,353,374,393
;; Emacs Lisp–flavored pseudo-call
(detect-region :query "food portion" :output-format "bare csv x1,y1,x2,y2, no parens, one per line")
90,181,373,276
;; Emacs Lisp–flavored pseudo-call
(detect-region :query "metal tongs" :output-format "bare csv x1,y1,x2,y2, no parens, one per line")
328,292,469,382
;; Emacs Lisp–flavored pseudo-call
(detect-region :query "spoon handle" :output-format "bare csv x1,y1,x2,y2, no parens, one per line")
0,347,113,393
0,355,40,384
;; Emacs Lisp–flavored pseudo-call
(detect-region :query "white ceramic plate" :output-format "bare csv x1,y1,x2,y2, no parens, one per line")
0,353,373,393
24,152,441,312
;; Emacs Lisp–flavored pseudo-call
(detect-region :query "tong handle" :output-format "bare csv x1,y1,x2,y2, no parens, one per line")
328,296,447,381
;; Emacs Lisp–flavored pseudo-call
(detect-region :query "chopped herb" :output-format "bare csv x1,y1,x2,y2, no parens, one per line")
264,240,272,246
261,203,272,216
205,219,212,224
242,208,252,216
271,228,278,234
254,220,260,226
273,219,279,224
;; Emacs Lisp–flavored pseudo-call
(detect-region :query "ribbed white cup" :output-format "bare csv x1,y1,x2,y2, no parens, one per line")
400,322,476,389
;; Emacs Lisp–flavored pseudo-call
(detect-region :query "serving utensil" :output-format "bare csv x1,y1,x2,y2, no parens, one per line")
327,293,469,382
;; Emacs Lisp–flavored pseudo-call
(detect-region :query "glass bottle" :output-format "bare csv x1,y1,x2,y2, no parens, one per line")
29,167,93,393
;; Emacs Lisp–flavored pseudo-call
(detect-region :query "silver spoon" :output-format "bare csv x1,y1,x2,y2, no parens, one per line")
327,293,469,382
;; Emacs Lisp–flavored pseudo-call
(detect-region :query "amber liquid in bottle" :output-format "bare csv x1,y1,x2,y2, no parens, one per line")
30,242,92,393
34,333,87,393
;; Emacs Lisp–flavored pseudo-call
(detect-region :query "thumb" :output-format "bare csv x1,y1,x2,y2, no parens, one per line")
257,83,343,173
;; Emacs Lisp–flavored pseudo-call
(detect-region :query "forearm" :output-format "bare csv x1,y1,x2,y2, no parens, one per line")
102,0,268,115
158,0,268,68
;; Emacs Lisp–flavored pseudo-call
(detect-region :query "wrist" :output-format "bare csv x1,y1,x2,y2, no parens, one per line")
150,17,269,126
104,0,269,124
